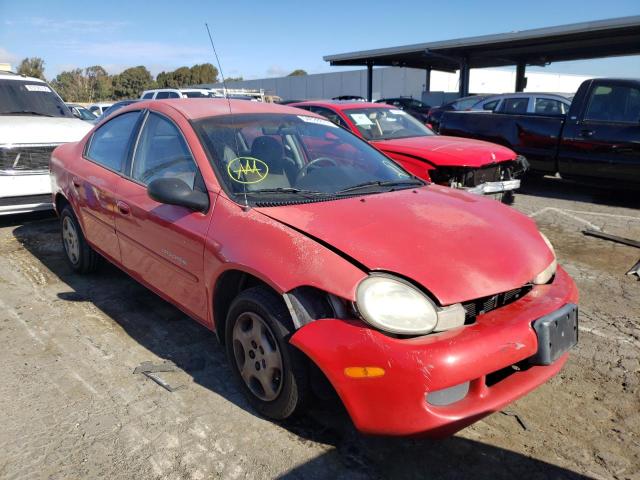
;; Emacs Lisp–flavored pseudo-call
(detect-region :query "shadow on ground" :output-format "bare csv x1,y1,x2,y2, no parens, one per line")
520,175,639,209
11,216,590,479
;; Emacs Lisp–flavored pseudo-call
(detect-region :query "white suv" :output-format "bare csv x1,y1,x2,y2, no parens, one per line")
140,88,219,99
0,72,92,215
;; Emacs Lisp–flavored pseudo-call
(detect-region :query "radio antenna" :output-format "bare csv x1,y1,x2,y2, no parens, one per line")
205,23,249,209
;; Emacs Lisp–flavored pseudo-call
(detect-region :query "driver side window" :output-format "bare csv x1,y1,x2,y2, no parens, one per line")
131,113,198,188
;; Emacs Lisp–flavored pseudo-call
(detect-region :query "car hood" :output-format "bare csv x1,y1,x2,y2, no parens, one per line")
0,116,92,144
257,186,553,305
371,135,516,168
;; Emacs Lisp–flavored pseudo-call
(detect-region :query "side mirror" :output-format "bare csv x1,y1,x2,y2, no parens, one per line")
147,178,209,212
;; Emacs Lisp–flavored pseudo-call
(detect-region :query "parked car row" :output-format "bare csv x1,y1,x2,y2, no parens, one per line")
439,78,640,187
50,98,578,436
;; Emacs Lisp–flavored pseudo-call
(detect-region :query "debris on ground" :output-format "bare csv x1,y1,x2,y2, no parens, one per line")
133,360,184,392
500,410,529,431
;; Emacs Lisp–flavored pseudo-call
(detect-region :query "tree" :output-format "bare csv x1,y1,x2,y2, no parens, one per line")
85,65,111,101
287,69,307,77
111,66,154,99
157,63,219,88
190,63,218,84
225,76,243,83
51,69,88,102
17,57,46,80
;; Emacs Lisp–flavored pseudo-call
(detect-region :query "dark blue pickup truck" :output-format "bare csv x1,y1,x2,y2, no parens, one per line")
439,78,640,187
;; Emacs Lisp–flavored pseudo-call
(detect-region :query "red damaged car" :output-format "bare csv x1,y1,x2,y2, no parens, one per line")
50,99,578,436
292,101,528,203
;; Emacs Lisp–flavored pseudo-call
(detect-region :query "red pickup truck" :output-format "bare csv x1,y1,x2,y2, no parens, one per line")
50,99,577,436
292,101,528,203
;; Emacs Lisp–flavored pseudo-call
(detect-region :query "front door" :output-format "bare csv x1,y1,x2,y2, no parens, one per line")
115,111,212,322
74,110,143,261
560,80,640,183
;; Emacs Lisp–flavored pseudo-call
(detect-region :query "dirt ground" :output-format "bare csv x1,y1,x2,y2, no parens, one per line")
0,176,638,480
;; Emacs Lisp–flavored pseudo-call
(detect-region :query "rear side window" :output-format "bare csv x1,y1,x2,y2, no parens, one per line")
584,84,640,123
501,98,529,114
141,92,154,99
131,113,198,188
86,111,141,172
534,98,567,115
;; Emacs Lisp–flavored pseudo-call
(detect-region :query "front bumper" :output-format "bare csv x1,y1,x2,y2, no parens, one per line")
290,266,578,436
465,179,520,195
0,173,53,215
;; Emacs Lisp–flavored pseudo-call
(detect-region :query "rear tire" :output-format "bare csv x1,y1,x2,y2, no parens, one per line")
60,205,98,274
225,286,309,420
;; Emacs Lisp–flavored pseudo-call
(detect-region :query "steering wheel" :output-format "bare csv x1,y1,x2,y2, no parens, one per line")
296,157,338,181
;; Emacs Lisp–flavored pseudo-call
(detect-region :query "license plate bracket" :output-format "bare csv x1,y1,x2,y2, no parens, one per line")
529,303,578,366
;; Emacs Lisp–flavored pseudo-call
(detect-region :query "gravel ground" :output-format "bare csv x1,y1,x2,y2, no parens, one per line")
0,176,638,480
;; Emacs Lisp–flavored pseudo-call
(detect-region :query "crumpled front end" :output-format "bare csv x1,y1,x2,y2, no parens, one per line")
429,156,529,202
290,266,577,437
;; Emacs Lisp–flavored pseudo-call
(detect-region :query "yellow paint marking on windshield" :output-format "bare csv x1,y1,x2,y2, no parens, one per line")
227,157,269,184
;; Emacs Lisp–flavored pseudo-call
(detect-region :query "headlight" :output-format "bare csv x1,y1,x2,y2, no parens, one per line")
356,275,464,335
533,233,557,284
356,275,438,334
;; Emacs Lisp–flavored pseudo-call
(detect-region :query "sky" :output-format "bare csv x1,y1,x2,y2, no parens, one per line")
1,0,639,81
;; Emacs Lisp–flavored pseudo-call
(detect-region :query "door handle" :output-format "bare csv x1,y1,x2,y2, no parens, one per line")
72,176,81,188
580,129,594,137
117,201,130,215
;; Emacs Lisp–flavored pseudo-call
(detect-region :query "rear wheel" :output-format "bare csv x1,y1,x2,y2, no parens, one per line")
60,206,98,273
225,286,309,420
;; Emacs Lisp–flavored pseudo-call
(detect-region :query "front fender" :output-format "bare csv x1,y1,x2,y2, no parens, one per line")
204,194,367,307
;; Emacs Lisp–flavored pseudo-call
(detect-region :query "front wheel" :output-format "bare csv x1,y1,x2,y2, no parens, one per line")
60,205,99,273
225,286,309,420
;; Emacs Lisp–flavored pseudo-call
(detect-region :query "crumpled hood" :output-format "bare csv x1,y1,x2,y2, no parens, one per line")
0,116,92,144
372,135,516,168
257,186,553,305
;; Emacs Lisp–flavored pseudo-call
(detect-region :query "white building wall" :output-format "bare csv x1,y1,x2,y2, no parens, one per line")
204,67,592,103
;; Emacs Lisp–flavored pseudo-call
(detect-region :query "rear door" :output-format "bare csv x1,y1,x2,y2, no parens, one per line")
115,111,212,322
559,80,640,182
76,110,142,261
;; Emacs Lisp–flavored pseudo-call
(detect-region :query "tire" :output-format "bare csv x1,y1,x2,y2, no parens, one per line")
225,286,309,420
60,205,99,274
500,190,515,205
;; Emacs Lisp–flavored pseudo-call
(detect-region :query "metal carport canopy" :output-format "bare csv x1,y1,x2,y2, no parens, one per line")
323,16,640,99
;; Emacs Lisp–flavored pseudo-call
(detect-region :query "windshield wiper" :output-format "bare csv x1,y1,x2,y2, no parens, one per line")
336,179,423,195
1,110,56,117
244,187,329,198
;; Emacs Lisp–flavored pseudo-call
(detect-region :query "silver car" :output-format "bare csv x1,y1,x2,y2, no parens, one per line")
471,93,572,115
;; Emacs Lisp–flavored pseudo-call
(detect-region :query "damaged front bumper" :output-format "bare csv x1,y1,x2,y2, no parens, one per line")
465,178,521,195
290,266,578,437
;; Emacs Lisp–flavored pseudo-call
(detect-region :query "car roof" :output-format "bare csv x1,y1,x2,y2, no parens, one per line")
292,100,393,111
480,92,572,102
115,98,325,120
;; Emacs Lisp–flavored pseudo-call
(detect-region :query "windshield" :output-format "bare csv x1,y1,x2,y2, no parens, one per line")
0,79,73,117
193,113,422,204
451,96,485,111
183,91,212,98
76,106,97,121
344,107,434,140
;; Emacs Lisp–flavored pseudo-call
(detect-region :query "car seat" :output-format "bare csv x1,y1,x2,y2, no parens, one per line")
248,136,297,189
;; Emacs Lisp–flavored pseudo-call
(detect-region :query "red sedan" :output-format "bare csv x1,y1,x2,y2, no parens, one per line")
50,99,578,436
291,101,528,203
